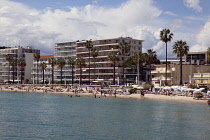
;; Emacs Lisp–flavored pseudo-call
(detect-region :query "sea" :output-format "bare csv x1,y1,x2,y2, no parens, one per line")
0,91,210,140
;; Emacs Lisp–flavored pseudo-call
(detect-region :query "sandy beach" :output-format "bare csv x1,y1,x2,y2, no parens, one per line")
0,84,208,104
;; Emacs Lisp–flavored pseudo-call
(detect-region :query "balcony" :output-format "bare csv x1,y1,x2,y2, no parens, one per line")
152,76,172,81
202,73,210,78
151,70,172,74
194,73,202,77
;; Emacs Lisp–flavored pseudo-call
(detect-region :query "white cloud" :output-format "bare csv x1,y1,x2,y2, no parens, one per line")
183,0,202,12
190,19,210,52
92,0,97,4
163,11,177,16
168,19,183,31
0,0,163,55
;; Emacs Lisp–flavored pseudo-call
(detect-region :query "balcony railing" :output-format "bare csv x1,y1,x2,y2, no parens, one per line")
194,73,202,77
151,70,172,74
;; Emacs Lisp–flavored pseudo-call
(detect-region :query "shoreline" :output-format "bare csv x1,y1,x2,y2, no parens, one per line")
0,85,208,104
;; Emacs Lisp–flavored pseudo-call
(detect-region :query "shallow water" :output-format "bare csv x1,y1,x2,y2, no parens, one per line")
0,91,210,140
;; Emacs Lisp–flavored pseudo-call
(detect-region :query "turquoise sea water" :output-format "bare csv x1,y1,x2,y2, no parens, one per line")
0,91,210,140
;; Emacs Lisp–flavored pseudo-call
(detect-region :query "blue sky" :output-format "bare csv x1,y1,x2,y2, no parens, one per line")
0,0,210,58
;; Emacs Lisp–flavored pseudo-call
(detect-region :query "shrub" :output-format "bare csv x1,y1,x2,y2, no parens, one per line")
143,84,151,90
129,88,137,94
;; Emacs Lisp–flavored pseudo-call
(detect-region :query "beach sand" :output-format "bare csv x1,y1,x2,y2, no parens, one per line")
0,85,207,104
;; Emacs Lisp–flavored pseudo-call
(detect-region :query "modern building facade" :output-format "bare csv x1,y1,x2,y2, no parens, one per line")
31,55,54,84
76,37,143,85
54,41,77,83
0,46,40,83
185,51,207,65
152,51,210,86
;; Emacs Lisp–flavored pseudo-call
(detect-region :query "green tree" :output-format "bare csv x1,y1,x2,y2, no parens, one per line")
134,52,146,83
173,40,189,85
56,57,66,84
108,51,120,85
17,58,26,84
160,29,173,85
39,62,47,84
119,42,131,85
67,57,76,84
11,59,17,84
6,54,13,83
85,40,93,84
145,49,159,85
91,47,99,81
207,47,210,63
34,52,40,84
76,57,86,85
124,52,146,83
48,58,56,84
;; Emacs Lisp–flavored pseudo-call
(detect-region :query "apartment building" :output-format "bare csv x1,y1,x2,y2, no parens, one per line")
151,64,198,86
185,52,207,65
76,37,143,85
31,55,54,84
54,41,77,83
0,46,40,83
152,51,210,86
191,65,210,85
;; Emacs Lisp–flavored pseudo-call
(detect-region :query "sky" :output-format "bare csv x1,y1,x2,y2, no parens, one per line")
0,0,210,59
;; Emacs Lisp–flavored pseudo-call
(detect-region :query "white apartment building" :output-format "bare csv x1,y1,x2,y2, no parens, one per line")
0,46,40,83
152,51,210,86
76,37,143,85
31,55,54,84
54,41,77,83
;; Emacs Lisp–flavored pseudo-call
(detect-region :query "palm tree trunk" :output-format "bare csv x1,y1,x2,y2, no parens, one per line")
94,58,96,81
150,64,152,85
37,61,38,84
113,62,115,85
139,65,142,81
60,68,62,84
180,56,183,85
8,63,10,83
21,69,23,84
89,50,91,85
52,67,54,84
13,68,15,84
80,67,82,85
71,67,73,84
165,42,168,85
122,66,125,85
43,70,44,84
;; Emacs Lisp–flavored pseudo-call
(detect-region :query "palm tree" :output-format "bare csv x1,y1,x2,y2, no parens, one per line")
207,47,210,63
91,48,98,81
173,40,189,85
56,57,66,84
119,42,131,85
17,58,26,84
160,29,173,85
48,58,56,84
76,57,86,85
85,39,93,84
11,59,17,84
39,62,47,84
145,49,159,85
6,54,13,83
67,57,76,84
134,52,146,83
34,52,40,84
108,51,120,85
